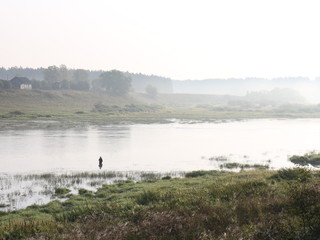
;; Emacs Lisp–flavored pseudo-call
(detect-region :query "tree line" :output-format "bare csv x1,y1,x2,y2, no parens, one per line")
0,66,173,95
0,66,162,97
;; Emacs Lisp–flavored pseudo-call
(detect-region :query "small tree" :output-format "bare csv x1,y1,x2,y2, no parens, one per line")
43,65,71,89
71,69,90,91
99,70,131,96
0,80,12,89
30,80,41,89
61,79,70,89
145,85,158,98
43,65,61,83
72,69,89,83
71,80,90,91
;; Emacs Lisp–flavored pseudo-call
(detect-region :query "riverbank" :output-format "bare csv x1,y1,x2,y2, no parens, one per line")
2,89,320,123
0,168,319,239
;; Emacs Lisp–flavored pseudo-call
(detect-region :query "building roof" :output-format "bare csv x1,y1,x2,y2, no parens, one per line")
10,76,31,86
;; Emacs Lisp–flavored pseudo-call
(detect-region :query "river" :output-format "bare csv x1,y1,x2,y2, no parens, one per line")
1,118,320,173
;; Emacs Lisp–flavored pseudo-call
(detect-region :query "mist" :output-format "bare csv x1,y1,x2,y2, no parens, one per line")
2,0,320,237
172,77,320,104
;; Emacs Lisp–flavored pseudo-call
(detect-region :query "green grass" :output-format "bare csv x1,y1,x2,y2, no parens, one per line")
2,89,320,123
1,168,320,239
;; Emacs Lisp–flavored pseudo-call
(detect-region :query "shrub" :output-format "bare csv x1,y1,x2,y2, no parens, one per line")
290,154,320,167
136,190,160,205
78,188,93,196
185,170,224,178
9,111,24,115
270,168,312,182
54,188,71,195
161,176,171,180
145,85,158,98
185,170,208,178
286,182,320,237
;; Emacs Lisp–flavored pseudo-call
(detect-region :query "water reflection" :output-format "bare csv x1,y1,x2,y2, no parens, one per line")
0,119,320,173
0,125,130,173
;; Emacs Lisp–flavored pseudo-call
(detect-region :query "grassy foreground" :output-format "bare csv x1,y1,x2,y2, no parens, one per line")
1,168,320,240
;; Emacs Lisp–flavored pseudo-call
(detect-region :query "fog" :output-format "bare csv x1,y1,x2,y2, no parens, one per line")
172,77,320,104
3,1,320,237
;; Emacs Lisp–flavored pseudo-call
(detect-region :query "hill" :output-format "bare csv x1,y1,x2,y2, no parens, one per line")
0,89,320,122
0,89,142,113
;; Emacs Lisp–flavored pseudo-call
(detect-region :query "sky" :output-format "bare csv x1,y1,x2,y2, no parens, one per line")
1,0,320,80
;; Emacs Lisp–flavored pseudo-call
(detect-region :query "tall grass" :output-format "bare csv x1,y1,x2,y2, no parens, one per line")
1,168,320,239
0,171,183,211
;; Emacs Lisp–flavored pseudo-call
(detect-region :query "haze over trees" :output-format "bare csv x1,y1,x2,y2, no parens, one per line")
245,88,306,105
0,66,44,80
0,79,12,89
145,85,158,98
0,66,173,93
2,65,320,103
171,77,316,95
98,70,132,96
127,73,173,93
42,65,90,91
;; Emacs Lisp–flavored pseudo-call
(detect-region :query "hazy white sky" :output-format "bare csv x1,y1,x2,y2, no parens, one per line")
1,0,320,80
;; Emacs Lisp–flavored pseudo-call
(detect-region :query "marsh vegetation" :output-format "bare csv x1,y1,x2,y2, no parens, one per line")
0,171,183,211
1,168,320,239
290,153,320,167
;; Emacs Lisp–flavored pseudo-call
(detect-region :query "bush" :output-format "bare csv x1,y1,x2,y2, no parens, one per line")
54,188,71,195
9,111,24,115
185,170,222,178
270,168,312,182
290,154,320,167
0,80,12,89
145,85,158,98
185,170,208,178
78,188,93,196
161,176,171,180
136,190,160,205
286,182,320,238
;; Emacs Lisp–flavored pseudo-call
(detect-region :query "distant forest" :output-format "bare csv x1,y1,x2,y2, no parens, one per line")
1,66,320,100
0,66,173,93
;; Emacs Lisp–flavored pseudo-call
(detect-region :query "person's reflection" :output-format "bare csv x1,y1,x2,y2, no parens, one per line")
98,156,103,169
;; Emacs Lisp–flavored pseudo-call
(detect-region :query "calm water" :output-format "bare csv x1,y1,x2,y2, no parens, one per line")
1,119,320,173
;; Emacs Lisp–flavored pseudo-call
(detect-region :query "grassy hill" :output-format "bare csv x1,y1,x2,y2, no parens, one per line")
0,89,142,113
0,89,236,110
1,89,320,122
0,90,240,122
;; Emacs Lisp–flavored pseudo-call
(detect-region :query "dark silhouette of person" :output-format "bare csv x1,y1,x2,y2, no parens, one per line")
98,156,103,169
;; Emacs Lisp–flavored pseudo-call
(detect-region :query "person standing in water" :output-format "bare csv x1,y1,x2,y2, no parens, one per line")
98,156,103,169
